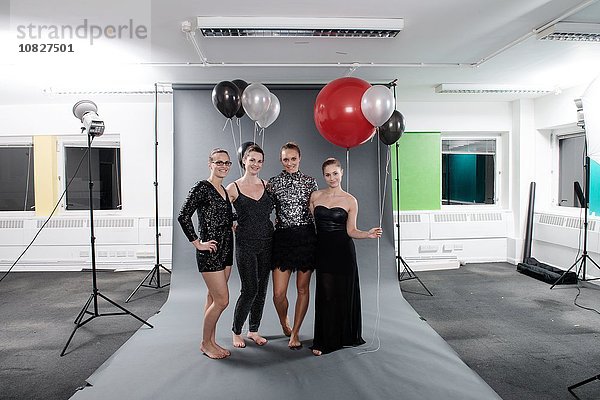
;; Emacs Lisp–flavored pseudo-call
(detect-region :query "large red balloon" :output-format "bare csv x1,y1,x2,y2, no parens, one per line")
314,77,376,149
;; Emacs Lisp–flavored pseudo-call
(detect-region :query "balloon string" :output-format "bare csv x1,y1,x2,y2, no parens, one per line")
259,127,265,149
359,140,385,355
229,118,243,177
222,117,231,133
346,148,350,191
253,121,258,144
236,117,243,150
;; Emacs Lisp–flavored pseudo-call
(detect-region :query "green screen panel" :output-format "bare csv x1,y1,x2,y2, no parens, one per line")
590,158,600,216
392,132,441,211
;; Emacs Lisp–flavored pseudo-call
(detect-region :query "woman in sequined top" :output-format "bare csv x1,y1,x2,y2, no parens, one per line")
267,142,318,349
177,148,234,360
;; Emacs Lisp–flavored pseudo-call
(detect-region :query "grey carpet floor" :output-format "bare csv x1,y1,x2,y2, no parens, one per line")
403,262,600,400
0,270,170,400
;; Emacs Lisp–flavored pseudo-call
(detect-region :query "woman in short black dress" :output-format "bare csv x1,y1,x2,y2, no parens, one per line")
309,158,382,355
267,142,318,349
178,148,234,360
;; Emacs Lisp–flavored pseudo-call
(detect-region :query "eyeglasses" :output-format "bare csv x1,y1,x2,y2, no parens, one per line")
211,161,232,167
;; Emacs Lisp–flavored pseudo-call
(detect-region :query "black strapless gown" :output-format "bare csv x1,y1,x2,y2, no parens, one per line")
311,206,365,354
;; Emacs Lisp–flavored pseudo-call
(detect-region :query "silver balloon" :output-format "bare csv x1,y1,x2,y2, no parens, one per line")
241,83,271,121
257,93,281,129
360,85,396,127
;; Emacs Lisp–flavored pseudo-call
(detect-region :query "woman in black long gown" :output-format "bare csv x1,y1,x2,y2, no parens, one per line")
309,158,382,356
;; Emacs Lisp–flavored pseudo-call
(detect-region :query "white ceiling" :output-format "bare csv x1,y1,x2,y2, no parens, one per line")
2,0,600,104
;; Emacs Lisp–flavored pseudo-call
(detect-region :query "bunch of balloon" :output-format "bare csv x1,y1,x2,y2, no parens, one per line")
314,77,376,149
241,83,281,149
212,80,246,175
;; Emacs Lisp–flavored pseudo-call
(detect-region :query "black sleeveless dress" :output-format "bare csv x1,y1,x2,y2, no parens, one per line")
312,206,365,354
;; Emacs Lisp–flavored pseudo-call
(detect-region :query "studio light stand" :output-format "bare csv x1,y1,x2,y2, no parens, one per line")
126,84,171,302
394,141,433,296
551,102,600,290
61,101,153,356
555,99,600,398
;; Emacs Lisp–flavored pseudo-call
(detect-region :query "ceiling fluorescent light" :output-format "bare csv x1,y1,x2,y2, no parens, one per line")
435,84,554,94
537,22,600,42
195,16,404,38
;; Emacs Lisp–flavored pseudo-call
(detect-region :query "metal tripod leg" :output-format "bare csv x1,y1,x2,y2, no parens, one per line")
568,374,600,399
61,290,154,356
126,264,171,303
397,256,433,296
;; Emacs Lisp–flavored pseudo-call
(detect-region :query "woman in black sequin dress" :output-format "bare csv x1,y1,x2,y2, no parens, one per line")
177,148,234,360
226,144,274,349
267,142,318,349
309,158,382,356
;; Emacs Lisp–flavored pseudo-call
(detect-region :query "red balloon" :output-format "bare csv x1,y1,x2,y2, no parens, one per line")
314,77,376,149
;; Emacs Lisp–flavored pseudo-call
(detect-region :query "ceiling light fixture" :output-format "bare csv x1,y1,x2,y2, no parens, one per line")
195,16,404,38
435,84,556,94
537,22,600,42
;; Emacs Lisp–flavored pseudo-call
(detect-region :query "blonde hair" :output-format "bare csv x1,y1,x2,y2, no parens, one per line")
208,148,229,162
321,157,342,173
280,142,301,158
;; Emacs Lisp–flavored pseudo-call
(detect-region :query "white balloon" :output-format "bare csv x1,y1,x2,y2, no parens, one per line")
241,83,271,121
361,85,396,127
257,93,280,129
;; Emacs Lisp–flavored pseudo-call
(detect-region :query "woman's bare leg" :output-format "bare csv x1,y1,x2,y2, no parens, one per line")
272,268,292,336
289,269,312,348
201,269,230,359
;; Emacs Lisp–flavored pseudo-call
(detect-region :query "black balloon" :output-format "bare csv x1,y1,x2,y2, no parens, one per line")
211,81,241,119
237,141,257,169
231,79,249,118
378,110,405,145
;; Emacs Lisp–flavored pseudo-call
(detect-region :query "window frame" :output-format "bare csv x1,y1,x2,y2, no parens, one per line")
58,134,122,215
551,126,586,213
440,133,503,210
0,136,36,215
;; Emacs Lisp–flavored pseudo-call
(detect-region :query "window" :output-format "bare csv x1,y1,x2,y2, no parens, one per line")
558,133,585,207
0,146,35,211
442,139,496,205
65,146,122,210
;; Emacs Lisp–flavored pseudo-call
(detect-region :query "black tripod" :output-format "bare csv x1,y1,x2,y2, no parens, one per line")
394,141,433,296
552,144,600,397
61,131,153,356
551,157,600,290
126,84,171,302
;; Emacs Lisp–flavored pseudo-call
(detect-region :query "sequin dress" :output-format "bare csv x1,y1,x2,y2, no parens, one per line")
177,180,234,272
267,170,318,272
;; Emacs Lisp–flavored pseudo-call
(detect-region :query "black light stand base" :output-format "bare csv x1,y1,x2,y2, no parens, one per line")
125,263,171,303
518,257,577,285
568,374,600,399
398,256,433,296
550,254,600,289
61,290,154,356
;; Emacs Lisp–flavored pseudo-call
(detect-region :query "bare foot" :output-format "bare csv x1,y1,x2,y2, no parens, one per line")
232,334,246,348
247,331,267,346
288,334,302,349
215,343,231,356
280,317,292,337
201,342,228,359
312,349,322,356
